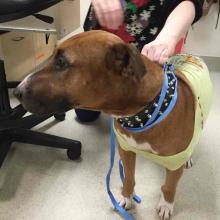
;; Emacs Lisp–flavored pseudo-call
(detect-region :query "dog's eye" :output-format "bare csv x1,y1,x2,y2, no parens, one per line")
55,53,70,71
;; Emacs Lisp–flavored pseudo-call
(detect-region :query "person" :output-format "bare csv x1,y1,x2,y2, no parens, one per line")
75,0,204,122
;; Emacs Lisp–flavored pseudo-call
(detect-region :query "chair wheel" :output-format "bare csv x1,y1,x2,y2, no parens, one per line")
54,113,66,121
67,145,81,160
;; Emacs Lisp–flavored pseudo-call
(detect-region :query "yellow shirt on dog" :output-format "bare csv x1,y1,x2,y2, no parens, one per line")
114,54,213,171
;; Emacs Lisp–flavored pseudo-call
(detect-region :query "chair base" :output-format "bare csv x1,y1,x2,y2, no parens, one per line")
0,60,81,168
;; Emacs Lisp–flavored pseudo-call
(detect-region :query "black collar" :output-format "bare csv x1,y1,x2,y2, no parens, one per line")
117,64,178,131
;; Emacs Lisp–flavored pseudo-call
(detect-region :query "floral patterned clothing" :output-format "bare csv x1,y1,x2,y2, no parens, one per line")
84,0,204,51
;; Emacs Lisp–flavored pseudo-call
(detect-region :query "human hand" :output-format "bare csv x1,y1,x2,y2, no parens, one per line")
91,0,123,30
141,37,176,65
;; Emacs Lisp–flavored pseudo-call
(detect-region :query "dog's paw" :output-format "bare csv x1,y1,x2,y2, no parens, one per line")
156,193,174,220
118,195,133,210
185,158,193,169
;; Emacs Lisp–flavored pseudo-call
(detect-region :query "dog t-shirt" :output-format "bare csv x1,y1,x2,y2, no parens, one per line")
114,54,212,171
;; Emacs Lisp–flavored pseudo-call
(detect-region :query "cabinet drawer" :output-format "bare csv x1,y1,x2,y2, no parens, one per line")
1,31,57,81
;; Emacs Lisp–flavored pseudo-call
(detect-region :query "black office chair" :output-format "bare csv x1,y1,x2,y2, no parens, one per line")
0,0,82,168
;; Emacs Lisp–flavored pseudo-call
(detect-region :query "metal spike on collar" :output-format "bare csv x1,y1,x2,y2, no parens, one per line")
169,81,174,86
135,116,141,122
117,62,177,130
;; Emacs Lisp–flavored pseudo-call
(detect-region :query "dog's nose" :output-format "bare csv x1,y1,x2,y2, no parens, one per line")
13,88,23,100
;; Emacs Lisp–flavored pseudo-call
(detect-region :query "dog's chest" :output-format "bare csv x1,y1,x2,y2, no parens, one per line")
120,133,158,154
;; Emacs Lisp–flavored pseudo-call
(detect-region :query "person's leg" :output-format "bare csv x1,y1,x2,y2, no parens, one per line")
75,109,101,123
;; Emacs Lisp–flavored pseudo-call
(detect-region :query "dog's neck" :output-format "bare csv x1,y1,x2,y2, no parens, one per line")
118,61,178,131
101,55,166,118
119,56,165,117
117,61,178,130
139,55,164,102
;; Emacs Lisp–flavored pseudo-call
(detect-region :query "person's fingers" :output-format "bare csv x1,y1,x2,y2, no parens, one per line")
142,41,174,65
100,0,112,28
159,56,169,65
105,1,123,29
141,45,149,57
92,0,123,29
142,44,156,62
159,49,169,65
153,45,166,62
108,9,123,29
92,2,106,27
96,14,107,27
147,45,156,62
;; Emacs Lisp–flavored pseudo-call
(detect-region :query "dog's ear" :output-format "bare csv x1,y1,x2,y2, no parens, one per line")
105,43,146,79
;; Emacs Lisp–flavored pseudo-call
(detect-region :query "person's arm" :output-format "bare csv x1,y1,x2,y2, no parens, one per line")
91,0,123,30
141,1,196,65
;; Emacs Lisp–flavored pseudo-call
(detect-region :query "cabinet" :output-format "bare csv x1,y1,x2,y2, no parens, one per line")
0,0,80,81
0,32,56,81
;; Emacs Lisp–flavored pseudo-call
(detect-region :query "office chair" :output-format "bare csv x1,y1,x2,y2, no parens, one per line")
0,0,82,168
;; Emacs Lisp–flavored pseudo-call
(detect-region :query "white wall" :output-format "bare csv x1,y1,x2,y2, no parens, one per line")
80,0,91,26
184,3,220,57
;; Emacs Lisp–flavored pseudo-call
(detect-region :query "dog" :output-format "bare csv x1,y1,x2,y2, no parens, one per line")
14,30,212,220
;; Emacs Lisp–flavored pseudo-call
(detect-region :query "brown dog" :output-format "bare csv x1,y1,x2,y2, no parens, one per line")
14,30,212,220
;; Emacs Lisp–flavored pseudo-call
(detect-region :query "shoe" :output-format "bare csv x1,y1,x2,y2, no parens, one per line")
75,109,101,123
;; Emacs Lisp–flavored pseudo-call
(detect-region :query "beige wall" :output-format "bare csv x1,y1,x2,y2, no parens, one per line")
55,0,81,39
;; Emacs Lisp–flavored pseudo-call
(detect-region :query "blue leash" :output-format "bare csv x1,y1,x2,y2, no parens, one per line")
106,63,177,220
124,64,178,133
106,120,137,220
118,160,141,204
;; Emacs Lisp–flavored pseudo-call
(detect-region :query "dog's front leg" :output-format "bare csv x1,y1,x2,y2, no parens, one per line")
118,146,136,210
157,166,184,220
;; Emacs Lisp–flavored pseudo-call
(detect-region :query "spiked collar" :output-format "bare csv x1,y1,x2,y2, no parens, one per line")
117,63,178,132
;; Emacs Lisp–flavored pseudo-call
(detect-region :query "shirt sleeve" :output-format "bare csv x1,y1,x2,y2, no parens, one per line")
161,0,204,24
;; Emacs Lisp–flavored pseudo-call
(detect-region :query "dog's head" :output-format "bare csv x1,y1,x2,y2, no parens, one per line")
14,30,147,116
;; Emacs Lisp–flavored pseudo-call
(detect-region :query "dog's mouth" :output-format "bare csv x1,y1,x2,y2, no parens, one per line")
21,98,72,116
76,105,133,118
